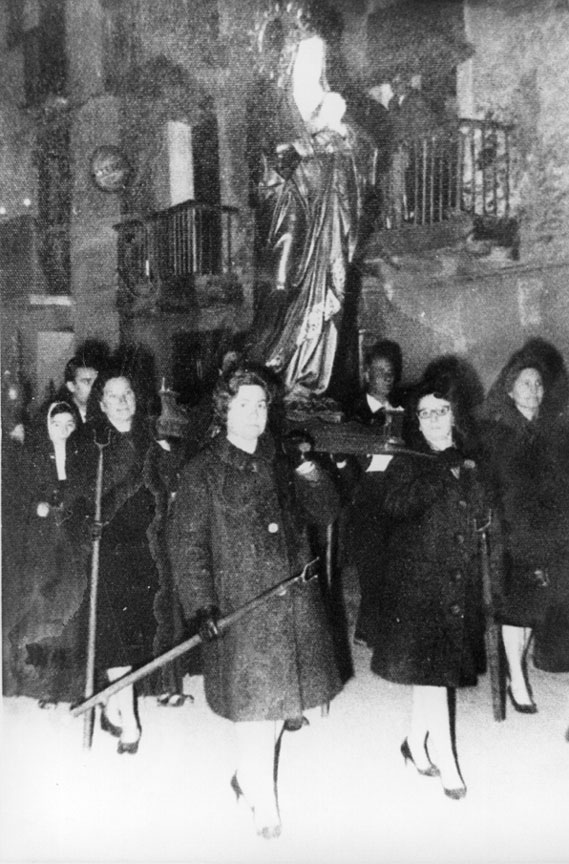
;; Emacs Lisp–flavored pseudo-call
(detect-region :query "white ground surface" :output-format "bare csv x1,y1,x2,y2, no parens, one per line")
1,571,569,864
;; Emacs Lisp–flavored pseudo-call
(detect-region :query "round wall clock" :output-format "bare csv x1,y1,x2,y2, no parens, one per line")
89,145,130,193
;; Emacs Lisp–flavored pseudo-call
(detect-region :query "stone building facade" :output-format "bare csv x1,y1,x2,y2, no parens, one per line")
1,0,569,414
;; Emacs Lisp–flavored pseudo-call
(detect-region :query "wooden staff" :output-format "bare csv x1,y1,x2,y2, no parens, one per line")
82,431,109,748
72,558,320,718
477,513,505,722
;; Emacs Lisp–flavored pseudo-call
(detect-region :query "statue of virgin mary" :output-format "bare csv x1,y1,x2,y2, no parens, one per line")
247,1,375,408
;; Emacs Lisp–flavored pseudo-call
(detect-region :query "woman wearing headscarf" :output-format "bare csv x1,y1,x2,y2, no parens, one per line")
7,401,88,705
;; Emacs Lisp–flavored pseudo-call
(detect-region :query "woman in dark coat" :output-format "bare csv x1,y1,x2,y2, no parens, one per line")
370,373,492,800
80,366,180,753
7,401,89,704
479,344,569,711
168,363,342,839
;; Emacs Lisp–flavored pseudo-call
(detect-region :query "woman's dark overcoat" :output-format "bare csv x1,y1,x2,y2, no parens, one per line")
479,402,569,631
167,434,342,722
6,428,89,700
370,450,491,688
78,417,182,674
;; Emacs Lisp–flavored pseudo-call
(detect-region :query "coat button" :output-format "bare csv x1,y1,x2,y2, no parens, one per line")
450,603,462,616
268,522,279,533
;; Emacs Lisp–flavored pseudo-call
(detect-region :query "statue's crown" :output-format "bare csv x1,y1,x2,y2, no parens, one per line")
250,1,314,81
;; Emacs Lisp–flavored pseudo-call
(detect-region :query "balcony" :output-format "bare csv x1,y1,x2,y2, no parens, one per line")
114,199,241,314
370,117,515,256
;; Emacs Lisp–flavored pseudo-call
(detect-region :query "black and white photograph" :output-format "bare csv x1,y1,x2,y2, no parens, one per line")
1,1,569,862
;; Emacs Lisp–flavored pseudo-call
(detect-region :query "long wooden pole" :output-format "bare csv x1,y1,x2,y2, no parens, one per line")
478,515,505,722
82,434,107,748
72,558,319,718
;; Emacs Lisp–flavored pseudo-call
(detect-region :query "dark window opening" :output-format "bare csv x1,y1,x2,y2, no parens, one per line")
23,0,67,106
37,121,72,294
172,329,226,407
6,0,24,48
102,2,143,94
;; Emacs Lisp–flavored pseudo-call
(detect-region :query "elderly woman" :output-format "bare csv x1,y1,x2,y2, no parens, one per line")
80,366,179,753
479,345,569,713
168,363,342,839
369,371,492,800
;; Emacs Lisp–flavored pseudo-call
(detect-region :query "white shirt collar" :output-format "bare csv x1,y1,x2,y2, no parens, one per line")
366,393,392,413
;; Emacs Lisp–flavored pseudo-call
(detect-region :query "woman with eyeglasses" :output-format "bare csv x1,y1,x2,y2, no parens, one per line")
369,370,493,800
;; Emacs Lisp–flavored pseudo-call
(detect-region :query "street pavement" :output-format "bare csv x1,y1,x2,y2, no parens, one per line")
1,568,568,864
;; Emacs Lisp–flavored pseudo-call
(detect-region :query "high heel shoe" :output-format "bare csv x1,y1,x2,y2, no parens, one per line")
117,737,140,755
400,738,440,777
100,710,123,738
117,724,141,755
157,692,192,707
507,685,538,714
230,773,281,840
442,782,467,801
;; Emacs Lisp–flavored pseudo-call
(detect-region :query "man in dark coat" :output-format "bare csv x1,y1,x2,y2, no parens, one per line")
168,363,342,839
341,340,404,645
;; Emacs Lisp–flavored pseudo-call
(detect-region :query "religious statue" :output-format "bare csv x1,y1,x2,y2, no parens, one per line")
247,1,375,411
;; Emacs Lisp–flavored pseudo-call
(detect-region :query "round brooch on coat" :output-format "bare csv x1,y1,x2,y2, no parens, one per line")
268,522,279,533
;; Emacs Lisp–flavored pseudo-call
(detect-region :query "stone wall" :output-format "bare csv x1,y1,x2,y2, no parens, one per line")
4,0,569,403
360,246,569,393
465,0,569,265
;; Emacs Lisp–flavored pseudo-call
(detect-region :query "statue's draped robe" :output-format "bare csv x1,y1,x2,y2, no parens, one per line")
248,37,374,401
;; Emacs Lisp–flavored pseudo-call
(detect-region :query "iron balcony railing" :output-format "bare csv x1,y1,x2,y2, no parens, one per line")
115,199,238,289
379,117,513,230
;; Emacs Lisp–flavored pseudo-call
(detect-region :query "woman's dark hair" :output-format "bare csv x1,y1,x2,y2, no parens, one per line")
423,354,484,412
212,363,274,432
501,359,545,396
47,400,78,422
482,340,565,421
85,366,137,426
63,339,110,384
364,339,403,388
523,337,569,415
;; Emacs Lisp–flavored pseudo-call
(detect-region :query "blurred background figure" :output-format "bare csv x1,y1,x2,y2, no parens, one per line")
386,73,437,226
349,339,404,424
340,340,404,647
56,339,111,427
